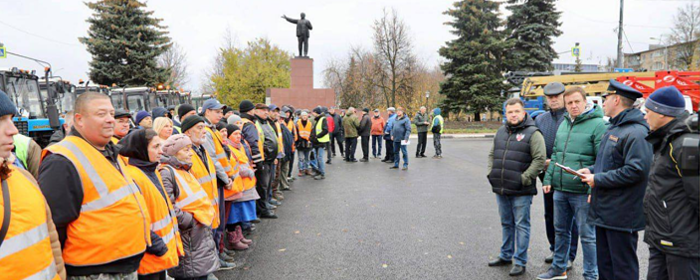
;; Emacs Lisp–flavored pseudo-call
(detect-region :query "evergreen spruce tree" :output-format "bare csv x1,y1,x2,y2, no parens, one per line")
506,0,562,72
80,0,171,87
439,0,511,121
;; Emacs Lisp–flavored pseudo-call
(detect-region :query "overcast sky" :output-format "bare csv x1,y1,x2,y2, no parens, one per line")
0,0,691,95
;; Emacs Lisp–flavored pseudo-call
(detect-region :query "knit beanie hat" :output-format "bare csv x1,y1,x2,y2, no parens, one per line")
135,110,151,125
0,90,17,117
162,134,192,156
152,107,168,118
226,124,240,138
180,115,205,133
178,104,195,118
433,108,441,115
239,100,255,113
227,114,242,125
312,106,322,115
645,86,686,117
215,121,227,131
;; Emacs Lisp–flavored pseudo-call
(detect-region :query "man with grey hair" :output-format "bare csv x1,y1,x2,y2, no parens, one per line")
413,106,430,158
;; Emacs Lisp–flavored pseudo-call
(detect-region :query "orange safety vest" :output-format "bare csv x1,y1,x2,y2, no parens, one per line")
190,146,219,228
42,136,150,266
285,119,297,151
232,144,256,191
297,119,312,140
274,121,284,155
241,118,265,162
223,144,245,201
161,165,215,227
204,125,234,177
0,165,60,280
126,165,184,275
112,136,129,166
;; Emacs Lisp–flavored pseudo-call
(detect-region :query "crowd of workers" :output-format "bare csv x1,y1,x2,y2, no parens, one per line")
487,80,699,280
0,87,446,280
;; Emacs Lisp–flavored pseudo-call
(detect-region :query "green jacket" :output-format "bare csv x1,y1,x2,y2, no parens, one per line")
413,112,430,133
543,104,607,194
342,111,360,138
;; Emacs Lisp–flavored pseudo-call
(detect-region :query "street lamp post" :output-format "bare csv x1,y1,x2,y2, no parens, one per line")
425,91,430,108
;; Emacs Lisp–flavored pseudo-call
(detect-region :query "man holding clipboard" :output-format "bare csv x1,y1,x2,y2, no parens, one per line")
537,87,607,280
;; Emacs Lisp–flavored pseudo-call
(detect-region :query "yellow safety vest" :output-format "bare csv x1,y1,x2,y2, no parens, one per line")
42,136,150,266
0,165,60,280
315,117,330,143
161,165,215,227
190,147,219,228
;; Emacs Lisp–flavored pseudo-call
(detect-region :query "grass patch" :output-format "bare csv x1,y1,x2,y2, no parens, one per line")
408,122,498,134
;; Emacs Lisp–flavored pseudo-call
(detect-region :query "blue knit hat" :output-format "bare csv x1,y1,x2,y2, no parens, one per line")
135,110,151,125
645,86,685,117
0,90,17,117
433,108,441,115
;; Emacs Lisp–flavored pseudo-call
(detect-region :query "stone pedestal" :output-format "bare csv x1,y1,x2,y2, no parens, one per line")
267,58,336,110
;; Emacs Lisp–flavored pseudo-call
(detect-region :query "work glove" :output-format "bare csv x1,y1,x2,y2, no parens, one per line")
146,231,168,257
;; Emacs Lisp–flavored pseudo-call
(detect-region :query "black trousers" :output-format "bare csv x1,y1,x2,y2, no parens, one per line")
416,132,427,156
255,162,272,212
330,132,344,156
596,226,639,280
287,152,294,177
384,139,394,161
345,137,358,160
360,135,370,159
647,247,700,280
539,173,579,259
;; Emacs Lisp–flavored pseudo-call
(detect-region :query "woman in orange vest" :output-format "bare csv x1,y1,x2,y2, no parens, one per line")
119,129,183,280
295,111,314,176
224,124,257,250
159,134,220,279
0,93,66,280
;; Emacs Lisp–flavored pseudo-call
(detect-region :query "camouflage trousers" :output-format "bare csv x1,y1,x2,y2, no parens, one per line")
68,272,137,280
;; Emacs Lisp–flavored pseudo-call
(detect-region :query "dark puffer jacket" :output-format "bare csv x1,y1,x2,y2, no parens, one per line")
588,108,653,232
643,113,699,258
160,156,219,278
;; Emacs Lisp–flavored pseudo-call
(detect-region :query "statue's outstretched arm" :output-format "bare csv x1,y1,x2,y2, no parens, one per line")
282,15,298,24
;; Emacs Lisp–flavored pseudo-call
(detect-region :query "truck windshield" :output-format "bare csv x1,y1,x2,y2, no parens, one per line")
127,93,147,112
110,92,124,109
4,76,44,118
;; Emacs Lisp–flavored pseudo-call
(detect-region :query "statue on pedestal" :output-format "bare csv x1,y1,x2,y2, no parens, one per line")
282,13,313,57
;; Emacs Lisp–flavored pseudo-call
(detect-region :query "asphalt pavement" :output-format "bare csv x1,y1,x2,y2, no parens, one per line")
216,138,650,280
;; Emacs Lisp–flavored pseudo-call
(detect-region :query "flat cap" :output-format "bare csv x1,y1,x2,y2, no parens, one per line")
543,82,566,96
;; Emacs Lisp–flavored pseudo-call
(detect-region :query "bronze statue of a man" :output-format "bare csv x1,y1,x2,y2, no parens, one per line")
282,13,313,57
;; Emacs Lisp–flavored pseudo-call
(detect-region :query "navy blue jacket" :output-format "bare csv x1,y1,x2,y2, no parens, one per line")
391,115,411,142
535,108,566,158
588,108,653,232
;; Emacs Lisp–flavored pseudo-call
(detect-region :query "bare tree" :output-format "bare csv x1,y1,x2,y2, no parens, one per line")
667,1,700,69
372,8,416,108
158,42,189,89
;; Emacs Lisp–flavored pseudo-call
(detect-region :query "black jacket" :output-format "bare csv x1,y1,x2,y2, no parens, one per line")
588,108,653,232
643,113,699,258
38,129,144,276
359,114,371,137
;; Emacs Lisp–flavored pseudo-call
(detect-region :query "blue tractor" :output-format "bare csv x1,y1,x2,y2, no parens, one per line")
0,67,63,147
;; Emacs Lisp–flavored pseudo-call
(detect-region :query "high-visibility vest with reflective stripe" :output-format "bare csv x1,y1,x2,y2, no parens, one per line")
286,119,298,147
241,118,265,161
190,147,219,228
274,122,284,155
0,165,60,280
161,165,215,227
42,136,150,266
430,115,444,134
231,144,256,191
126,166,184,275
204,126,234,177
223,144,244,201
297,119,312,140
12,134,31,169
315,117,330,143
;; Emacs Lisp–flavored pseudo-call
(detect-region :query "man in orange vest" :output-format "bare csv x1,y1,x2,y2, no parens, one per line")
199,99,235,268
0,90,66,280
39,92,150,279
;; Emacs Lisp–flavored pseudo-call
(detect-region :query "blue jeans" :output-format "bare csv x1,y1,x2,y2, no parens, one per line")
372,135,382,157
310,146,325,175
495,194,533,266
393,141,408,167
298,149,311,172
553,191,597,279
